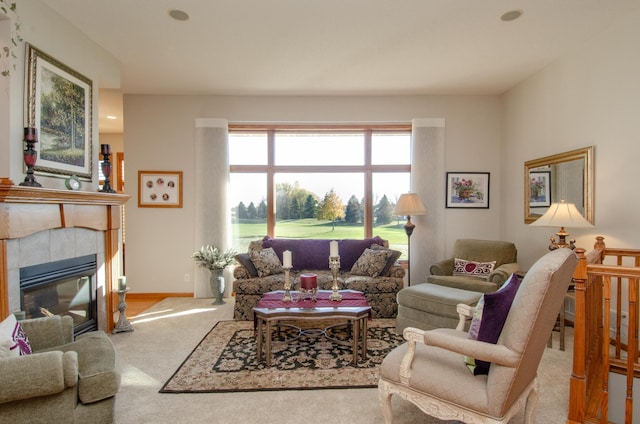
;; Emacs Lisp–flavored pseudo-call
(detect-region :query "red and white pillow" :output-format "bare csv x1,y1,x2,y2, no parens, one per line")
0,314,32,358
453,258,496,278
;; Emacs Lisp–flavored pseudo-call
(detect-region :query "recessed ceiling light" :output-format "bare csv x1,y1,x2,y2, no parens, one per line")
501,10,523,22
169,9,190,21
106,115,117,120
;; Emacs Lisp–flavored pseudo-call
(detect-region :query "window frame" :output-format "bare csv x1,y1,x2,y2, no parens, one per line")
229,124,411,238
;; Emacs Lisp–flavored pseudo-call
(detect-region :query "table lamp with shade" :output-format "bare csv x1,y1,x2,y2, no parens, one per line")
394,193,427,286
529,200,594,250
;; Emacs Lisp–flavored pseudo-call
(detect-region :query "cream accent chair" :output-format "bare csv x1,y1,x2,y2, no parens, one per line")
378,248,576,423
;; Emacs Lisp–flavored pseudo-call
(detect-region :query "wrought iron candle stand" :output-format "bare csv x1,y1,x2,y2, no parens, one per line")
99,144,116,193
282,266,293,302
329,256,342,301
19,127,42,187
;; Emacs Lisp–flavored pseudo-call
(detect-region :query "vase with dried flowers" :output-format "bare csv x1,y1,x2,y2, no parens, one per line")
192,245,236,304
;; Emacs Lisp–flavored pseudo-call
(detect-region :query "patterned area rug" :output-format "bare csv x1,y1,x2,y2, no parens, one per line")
160,319,403,393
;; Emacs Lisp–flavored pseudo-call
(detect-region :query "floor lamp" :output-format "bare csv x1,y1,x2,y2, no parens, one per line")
394,193,427,286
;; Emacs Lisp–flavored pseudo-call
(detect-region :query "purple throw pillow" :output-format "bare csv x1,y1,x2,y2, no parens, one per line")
468,273,521,375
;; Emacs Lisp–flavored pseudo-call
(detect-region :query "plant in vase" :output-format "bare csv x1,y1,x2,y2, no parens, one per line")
453,178,480,201
192,245,236,305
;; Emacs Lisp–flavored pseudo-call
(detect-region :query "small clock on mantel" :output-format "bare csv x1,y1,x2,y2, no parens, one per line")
65,174,81,191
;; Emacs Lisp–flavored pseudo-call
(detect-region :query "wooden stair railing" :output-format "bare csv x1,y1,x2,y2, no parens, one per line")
568,237,640,424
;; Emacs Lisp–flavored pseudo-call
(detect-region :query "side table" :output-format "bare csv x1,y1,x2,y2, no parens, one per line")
112,289,134,334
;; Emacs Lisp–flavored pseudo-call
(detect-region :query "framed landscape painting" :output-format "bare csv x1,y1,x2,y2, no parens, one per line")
446,172,490,209
138,171,183,208
25,43,93,179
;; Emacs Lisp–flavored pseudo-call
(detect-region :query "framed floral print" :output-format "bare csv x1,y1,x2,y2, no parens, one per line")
529,171,551,207
446,172,490,209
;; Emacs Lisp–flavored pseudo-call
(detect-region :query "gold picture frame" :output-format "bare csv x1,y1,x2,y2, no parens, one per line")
138,171,183,208
25,43,93,179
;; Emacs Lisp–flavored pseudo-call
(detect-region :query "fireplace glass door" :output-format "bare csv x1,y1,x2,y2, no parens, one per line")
20,254,97,335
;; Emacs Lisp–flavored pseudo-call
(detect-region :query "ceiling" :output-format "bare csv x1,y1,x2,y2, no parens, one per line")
40,0,640,133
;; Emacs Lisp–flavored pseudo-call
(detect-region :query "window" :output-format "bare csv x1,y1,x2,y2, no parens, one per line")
229,125,411,257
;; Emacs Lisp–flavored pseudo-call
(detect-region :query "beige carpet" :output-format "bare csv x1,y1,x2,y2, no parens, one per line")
109,297,573,424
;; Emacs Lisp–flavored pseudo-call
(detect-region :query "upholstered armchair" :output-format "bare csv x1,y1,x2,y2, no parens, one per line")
428,239,519,293
379,248,576,423
0,315,120,423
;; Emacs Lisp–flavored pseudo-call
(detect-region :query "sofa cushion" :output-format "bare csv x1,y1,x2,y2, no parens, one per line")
453,258,496,278
350,248,393,277
261,236,386,270
0,314,32,357
465,273,521,375
427,274,499,293
249,247,283,277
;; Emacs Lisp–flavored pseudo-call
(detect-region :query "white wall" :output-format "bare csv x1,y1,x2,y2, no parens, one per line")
501,7,640,268
1,0,120,188
123,95,503,294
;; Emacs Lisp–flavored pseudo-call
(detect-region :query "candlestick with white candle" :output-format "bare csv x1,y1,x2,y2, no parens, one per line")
117,276,127,291
282,250,293,301
330,240,339,257
283,250,292,268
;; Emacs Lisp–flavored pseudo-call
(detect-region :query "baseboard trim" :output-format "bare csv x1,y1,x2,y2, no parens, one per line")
125,292,193,302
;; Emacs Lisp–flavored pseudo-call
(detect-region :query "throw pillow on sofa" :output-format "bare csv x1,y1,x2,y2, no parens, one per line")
370,244,402,276
0,314,32,357
250,247,283,277
351,248,393,277
234,253,259,277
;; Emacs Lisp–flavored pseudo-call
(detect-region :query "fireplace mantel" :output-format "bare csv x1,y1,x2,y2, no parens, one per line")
0,181,131,330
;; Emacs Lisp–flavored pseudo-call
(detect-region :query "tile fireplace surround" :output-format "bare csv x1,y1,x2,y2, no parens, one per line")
0,182,130,331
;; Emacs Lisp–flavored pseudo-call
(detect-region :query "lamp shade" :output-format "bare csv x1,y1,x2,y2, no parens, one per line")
394,193,427,216
529,200,593,228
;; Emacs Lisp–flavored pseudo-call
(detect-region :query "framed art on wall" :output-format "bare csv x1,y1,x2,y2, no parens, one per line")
446,172,490,209
529,171,551,207
138,171,183,208
25,43,93,179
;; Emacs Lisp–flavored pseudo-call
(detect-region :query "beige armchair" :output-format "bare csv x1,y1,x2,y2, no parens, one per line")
428,239,519,293
379,248,576,423
0,315,120,424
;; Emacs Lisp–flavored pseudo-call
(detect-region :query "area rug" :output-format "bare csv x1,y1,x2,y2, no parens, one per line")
160,319,403,393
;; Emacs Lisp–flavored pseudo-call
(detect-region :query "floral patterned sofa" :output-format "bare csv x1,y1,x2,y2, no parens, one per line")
232,236,405,320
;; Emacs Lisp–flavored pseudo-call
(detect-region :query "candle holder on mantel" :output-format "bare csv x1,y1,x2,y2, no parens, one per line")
282,266,293,302
99,144,116,193
19,127,42,187
328,256,342,301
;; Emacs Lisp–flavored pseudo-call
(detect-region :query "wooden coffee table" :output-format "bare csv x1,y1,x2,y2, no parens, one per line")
253,290,371,367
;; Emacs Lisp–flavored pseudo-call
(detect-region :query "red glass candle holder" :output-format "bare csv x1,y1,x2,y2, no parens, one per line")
19,127,42,187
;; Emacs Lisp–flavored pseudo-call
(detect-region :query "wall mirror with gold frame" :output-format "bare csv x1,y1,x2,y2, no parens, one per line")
524,146,594,224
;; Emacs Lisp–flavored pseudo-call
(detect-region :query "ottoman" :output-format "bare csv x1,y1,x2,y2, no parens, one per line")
395,283,483,334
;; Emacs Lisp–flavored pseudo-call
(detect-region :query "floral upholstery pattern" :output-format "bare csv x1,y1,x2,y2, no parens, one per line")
350,248,393,277
249,247,283,277
232,238,405,320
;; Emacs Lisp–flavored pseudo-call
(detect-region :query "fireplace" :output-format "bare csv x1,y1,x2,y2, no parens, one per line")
20,254,98,336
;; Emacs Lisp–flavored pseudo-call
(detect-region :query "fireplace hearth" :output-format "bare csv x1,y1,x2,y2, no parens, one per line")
20,254,98,336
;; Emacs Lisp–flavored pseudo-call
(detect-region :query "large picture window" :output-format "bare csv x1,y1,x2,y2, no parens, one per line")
229,125,412,257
